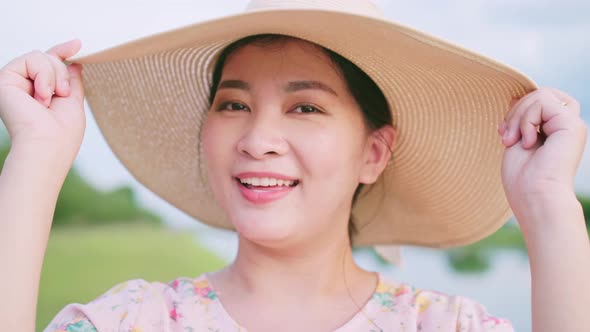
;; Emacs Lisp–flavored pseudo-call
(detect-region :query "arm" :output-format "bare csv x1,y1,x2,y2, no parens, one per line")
499,87,589,331
518,193,590,332
0,145,71,332
0,39,85,331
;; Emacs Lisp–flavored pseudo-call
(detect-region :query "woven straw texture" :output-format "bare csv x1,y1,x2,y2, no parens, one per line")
70,0,537,248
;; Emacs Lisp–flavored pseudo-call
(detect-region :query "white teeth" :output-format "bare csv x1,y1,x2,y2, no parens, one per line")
239,177,296,187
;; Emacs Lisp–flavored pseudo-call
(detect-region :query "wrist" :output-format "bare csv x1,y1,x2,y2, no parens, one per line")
515,194,585,243
1,145,73,192
5,142,75,173
521,188,579,209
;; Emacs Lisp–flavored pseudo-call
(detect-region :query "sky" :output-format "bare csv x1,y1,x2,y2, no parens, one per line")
1,0,589,227
1,2,587,330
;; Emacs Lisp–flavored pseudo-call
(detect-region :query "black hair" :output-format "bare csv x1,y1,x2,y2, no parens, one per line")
208,34,392,245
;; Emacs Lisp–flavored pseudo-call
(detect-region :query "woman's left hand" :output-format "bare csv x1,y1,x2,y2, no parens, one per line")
499,87,587,232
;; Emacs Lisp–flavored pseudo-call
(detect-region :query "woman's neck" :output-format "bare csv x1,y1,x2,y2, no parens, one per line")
210,231,376,304
205,230,380,331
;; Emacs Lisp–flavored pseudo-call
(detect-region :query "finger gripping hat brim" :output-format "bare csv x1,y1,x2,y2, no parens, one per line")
70,6,537,248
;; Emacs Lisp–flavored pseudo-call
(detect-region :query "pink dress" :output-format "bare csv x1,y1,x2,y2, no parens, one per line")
44,272,514,331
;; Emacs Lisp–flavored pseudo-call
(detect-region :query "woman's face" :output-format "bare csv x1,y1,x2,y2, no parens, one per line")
201,39,391,247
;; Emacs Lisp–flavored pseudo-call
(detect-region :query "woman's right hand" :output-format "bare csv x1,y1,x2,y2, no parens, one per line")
0,39,85,166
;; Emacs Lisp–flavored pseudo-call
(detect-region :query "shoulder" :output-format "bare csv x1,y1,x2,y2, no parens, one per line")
370,273,515,332
43,274,213,332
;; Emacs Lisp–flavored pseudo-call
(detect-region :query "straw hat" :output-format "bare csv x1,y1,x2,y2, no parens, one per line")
69,0,537,249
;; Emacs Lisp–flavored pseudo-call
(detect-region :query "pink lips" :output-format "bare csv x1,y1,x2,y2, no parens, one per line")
234,172,298,205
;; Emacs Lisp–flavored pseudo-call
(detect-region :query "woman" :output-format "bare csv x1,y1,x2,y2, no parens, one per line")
1,1,588,331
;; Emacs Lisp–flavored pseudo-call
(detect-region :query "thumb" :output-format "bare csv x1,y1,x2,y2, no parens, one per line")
66,63,84,105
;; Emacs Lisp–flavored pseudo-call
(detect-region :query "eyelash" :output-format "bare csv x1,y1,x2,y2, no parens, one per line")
217,101,249,112
292,104,323,114
216,101,324,114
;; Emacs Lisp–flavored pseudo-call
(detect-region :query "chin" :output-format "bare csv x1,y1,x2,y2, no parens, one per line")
230,213,297,246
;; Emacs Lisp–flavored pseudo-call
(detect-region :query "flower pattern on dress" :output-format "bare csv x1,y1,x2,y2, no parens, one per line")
193,279,217,303
44,273,514,332
372,279,414,313
170,304,183,321
52,316,97,332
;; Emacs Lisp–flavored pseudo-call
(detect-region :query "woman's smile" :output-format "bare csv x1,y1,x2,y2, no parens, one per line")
234,172,300,205
201,38,373,241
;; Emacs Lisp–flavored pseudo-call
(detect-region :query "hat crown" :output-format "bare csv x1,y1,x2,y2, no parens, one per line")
245,0,384,18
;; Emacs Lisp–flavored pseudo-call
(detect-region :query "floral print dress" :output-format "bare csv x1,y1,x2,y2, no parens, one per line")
44,272,514,332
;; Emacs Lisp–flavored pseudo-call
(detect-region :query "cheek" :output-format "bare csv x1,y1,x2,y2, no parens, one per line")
291,123,366,228
294,123,366,182
201,116,247,213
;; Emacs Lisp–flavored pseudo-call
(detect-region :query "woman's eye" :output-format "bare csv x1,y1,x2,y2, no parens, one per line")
217,101,249,112
292,104,322,114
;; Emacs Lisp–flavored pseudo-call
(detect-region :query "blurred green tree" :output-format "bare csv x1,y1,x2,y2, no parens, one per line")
366,194,590,274
442,193,589,273
0,141,161,227
579,195,590,227
1,137,589,273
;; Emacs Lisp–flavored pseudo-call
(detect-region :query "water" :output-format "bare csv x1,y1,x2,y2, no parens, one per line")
194,227,532,331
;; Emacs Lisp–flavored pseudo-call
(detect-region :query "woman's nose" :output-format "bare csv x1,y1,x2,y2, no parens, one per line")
236,114,289,159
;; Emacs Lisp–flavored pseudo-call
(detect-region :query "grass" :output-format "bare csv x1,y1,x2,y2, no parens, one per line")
37,223,227,331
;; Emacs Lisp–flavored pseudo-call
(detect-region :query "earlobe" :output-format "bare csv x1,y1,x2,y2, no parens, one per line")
359,125,396,184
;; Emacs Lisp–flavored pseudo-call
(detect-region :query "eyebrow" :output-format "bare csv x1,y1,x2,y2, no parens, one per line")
217,79,338,96
218,79,250,90
286,80,338,96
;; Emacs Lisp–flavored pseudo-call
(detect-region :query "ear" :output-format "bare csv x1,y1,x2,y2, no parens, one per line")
358,125,396,184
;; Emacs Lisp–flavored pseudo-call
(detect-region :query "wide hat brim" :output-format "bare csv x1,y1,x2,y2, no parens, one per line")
70,5,537,248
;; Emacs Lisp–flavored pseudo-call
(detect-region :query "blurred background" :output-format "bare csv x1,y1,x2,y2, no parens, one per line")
1,0,588,330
